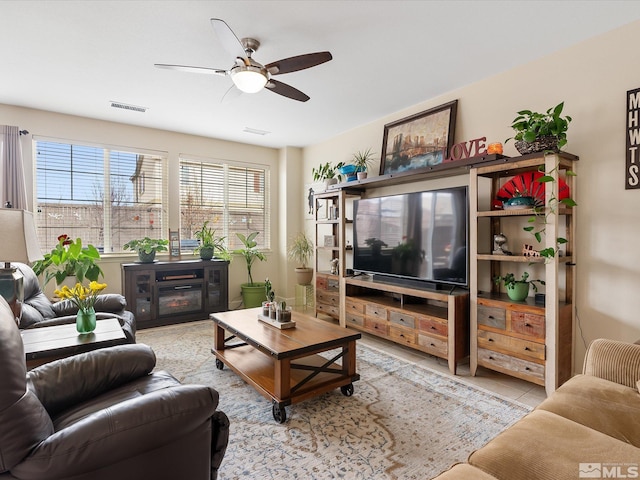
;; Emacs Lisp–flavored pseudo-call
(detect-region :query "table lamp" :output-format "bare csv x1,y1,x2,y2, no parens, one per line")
0,209,43,323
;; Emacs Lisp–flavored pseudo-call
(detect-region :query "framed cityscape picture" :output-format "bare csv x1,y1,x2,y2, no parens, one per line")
379,100,458,175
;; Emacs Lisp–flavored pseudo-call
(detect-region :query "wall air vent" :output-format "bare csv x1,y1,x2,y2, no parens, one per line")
243,127,270,136
110,101,147,113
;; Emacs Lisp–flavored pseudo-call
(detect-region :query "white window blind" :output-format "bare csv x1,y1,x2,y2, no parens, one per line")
179,157,270,251
35,140,168,253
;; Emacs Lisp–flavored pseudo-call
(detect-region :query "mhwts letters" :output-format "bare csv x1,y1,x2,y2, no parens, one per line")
626,88,640,189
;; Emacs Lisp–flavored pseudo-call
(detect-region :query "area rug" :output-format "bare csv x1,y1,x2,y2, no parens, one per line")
137,321,532,480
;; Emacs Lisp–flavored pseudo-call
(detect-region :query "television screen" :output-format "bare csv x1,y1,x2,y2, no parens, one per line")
353,186,468,287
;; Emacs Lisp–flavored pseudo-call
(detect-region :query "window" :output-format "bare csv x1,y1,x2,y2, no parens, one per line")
34,139,167,253
179,157,270,251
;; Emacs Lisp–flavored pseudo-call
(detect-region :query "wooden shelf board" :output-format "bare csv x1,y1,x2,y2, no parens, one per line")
476,254,573,263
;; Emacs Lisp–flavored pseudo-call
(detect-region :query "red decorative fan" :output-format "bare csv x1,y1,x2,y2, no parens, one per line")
493,171,570,209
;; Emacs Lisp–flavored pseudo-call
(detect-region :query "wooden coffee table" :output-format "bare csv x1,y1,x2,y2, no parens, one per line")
21,318,127,369
211,308,361,423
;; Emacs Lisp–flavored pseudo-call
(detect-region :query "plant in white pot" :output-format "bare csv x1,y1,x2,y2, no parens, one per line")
287,231,314,285
312,161,344,189
233,231,267,308
351,148,376,180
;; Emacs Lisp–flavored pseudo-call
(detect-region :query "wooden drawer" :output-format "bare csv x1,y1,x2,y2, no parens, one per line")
511,312,545,339
326,277,340,292
417,333,448,358
316,276,327,290
477,348,545,384
477,330,545,361
345,312,364,328
389,325,416,347
364,317,388,336
317,290,339,306
316,302,339,317
417,316,447,337
389,310,415,329
365,304,388,321
478,305,506,329
345,298,364,315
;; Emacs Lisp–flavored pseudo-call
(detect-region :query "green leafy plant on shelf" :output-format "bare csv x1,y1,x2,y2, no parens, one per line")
506,101,572,152
494,272,545,292
193,221,229,260
312,161,345,183
523,163,577,259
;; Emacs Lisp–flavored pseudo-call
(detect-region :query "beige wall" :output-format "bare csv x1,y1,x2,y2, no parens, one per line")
0,104,281,307
303,20,640,369
3,20,639,369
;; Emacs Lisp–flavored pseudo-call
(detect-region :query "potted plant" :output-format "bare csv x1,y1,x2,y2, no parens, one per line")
233,231,267,308
351,148,376,180
287,231,314,285
32,234,103,287
312,161,345,188
193,221,229,261
123,237,169,263
494,271,545,302
506,101,572,155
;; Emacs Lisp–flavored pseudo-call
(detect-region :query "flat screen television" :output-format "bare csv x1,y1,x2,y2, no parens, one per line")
352,186,468,289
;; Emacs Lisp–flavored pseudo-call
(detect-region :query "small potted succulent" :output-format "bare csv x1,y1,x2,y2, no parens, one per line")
506,101,572,155
494,272,545,302
123,237,169,263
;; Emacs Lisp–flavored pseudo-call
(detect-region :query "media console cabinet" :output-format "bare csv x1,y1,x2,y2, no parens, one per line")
345,277,469,374
122,259,228,328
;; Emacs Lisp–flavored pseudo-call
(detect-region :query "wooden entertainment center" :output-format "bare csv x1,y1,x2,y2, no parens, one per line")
314,152,576,392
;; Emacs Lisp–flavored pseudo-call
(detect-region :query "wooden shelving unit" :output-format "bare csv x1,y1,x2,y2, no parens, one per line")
469,152,577,394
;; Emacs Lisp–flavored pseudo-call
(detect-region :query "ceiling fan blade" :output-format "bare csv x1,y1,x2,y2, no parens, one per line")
266,52,332,75
210,18,247,61
265,79,310,102
221,84,243,104
155,64,228,76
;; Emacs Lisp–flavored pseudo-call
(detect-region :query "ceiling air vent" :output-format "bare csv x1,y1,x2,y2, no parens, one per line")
110,101,147,113
243,127,270,136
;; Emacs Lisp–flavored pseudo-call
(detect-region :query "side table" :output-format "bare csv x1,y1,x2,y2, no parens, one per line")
21,318,127,369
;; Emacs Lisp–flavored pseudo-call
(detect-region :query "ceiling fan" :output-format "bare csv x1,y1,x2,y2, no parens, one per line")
155,18,332,102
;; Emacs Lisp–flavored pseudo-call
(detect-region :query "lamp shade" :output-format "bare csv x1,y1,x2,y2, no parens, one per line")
231,66,268,93
0,209,43,263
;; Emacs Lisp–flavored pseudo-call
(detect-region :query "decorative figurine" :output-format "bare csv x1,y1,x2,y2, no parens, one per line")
330,258,339,275
493,233,511,255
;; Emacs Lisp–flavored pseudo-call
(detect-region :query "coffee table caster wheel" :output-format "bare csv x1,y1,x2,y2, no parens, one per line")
340,383,354,397
215,359,224,370
272,402,287,424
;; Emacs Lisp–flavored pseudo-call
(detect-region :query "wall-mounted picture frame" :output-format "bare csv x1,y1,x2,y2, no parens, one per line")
379,99,458,175
323,235,336,247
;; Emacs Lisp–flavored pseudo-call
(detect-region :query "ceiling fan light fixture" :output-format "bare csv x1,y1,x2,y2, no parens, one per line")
231,65,268,93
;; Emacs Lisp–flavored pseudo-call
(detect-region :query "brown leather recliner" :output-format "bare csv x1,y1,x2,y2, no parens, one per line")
14,262,136,343
0,296,229,480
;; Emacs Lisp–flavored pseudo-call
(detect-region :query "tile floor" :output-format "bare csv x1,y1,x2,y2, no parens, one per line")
357,332,547,408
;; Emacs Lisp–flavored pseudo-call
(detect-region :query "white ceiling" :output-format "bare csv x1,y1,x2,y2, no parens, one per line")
2,1,640,149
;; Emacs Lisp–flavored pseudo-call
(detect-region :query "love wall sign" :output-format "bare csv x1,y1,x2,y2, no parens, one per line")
627,87,640,189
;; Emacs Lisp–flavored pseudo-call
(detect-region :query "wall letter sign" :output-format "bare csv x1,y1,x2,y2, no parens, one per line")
626,87,640,189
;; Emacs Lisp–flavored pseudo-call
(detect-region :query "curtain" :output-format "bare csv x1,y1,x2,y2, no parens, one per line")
0,125,28,210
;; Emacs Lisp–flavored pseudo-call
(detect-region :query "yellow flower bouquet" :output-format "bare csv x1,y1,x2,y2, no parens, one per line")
54,281,107,333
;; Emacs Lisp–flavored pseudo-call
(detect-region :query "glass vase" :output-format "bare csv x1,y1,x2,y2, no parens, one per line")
76,307,97,334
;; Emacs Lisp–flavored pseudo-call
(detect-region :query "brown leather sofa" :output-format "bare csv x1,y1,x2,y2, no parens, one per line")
0,296,229,480
14,262,136,343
